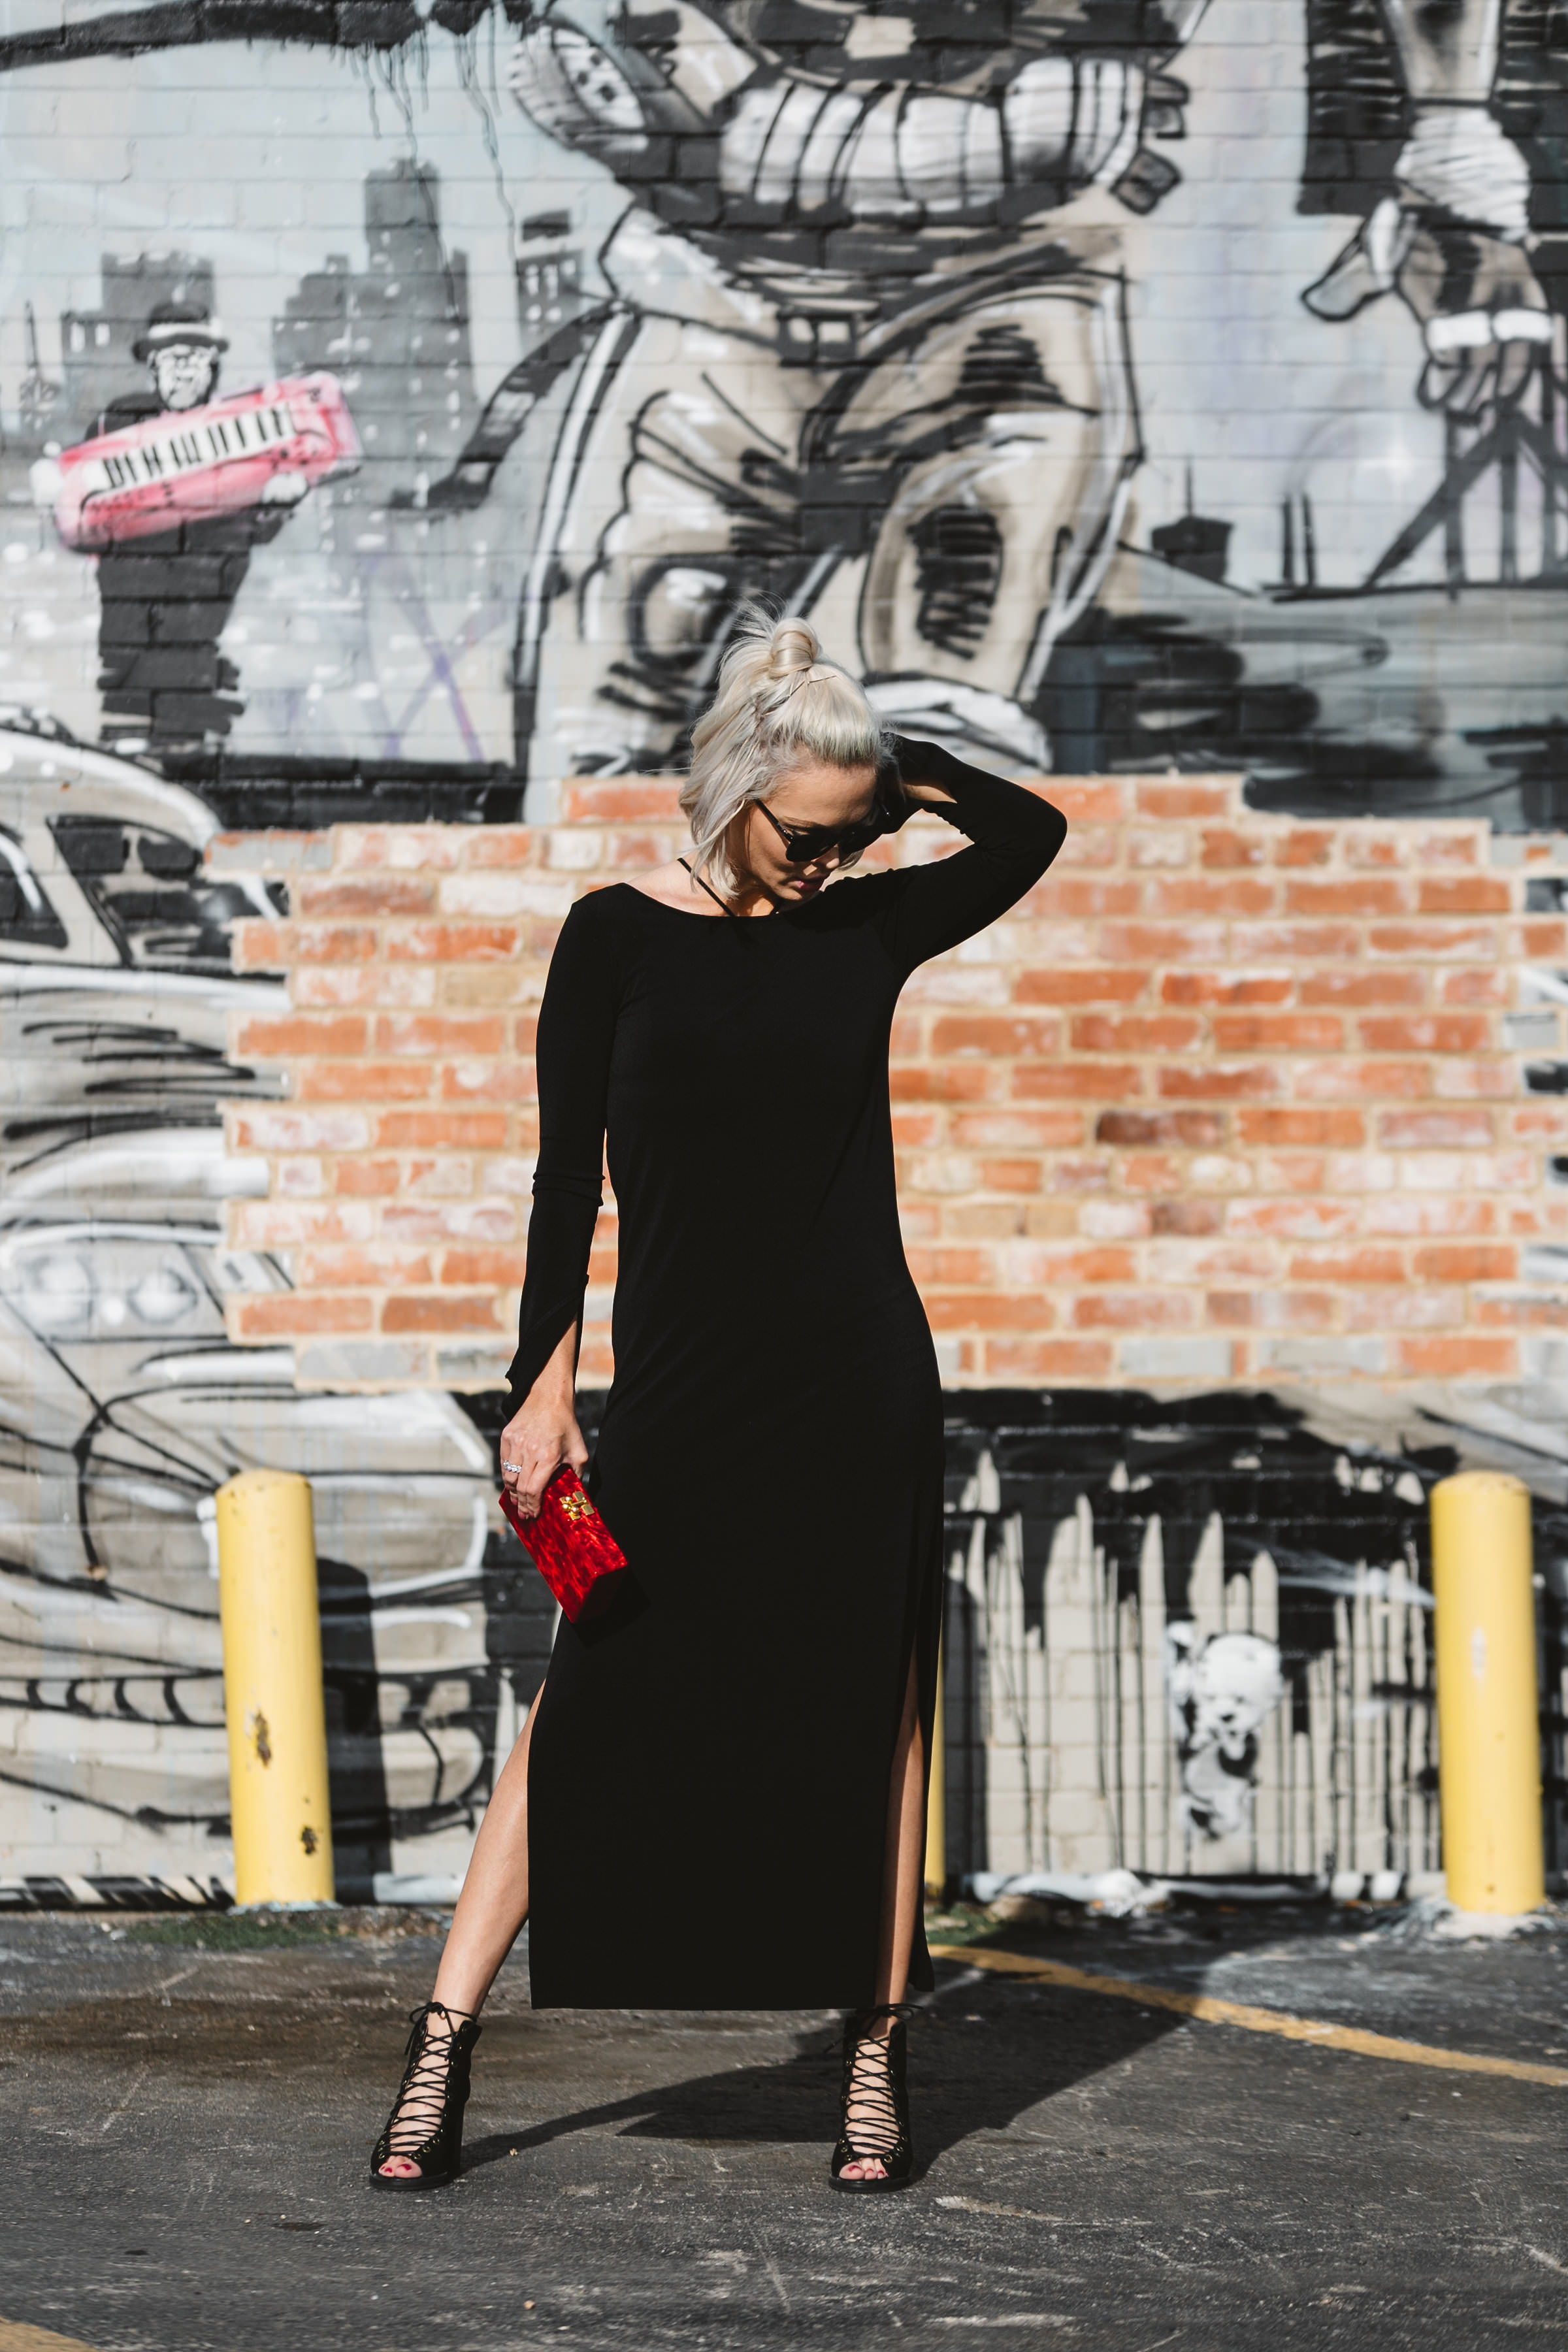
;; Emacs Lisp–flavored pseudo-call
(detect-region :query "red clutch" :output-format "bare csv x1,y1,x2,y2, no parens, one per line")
498,1464,628,1625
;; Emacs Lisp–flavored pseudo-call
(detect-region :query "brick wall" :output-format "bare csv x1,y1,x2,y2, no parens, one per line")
219,776,1568,1395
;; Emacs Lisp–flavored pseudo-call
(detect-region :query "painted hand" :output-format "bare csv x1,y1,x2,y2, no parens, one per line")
1303,113,1552,419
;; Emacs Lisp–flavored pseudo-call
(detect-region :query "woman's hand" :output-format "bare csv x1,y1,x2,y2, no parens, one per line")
499,1324,589,1516
500,1385,589,1517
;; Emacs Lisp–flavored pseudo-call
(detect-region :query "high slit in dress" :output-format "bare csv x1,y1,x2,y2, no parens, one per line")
505,744,1066,2009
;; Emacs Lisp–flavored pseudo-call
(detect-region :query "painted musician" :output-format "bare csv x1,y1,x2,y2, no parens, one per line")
483,0,1206,799
86,302,305,751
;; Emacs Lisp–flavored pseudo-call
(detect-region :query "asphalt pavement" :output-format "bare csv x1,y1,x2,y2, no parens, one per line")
1,1899,1565,2351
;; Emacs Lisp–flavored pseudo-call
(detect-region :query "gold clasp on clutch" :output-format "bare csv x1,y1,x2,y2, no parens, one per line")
559,1489,594,1525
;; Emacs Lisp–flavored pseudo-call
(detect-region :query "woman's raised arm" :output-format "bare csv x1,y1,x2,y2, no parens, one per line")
876,735,1068,973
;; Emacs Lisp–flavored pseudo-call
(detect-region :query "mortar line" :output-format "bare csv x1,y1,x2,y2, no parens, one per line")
928,1945,1568,2089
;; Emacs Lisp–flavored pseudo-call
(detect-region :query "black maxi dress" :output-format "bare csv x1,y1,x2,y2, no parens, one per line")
505,743,1066,2009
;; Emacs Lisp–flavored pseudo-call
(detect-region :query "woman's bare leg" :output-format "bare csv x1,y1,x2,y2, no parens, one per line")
376,1693,539,2179
839,1652,924,2183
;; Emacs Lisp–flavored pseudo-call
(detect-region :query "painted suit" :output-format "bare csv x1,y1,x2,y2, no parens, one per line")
500,0,1201,799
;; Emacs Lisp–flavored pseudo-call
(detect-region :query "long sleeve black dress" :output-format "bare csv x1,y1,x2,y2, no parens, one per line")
506,744,1066,2009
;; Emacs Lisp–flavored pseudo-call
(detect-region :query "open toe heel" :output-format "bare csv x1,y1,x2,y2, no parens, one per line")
830,2002,915,2193
369,2001,482,2191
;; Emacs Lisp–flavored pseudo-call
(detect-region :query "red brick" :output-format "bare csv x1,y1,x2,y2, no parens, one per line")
1073,1292,1196,1329
1135,781,1231,819
1285,1247,1404,1283
1358,1014,1490,1053
1201,828,1266,868
1349,834,1413,871
925,1292,1058,1331
1042,780,1127,823
951,1111,1082,1147
1147,876,1277,917
906,1248,996,1285
1476,1296,1568,1327
1440,968,1509,1005
1207,1290,1335,1329
1396,1335,1516,1376
930,1014,1063,1057
1151,1200,1222,1235
1159,1064,1281,1100
297,1247,433,1287
1299,970,1426,1007
440,1247,531,1285
1283,877,1409,917
1162,972,1293,1006
1377,1110,1494,1147
382,1293,502,1332
1295,1060,1429,1101
1362,1198,1497,1236
301,1061,434,1102
1098,923,1228,964
889,1064,999,1103
1227,1200,1361,1238
1212,1014,1344,1052
295,875,436,917
1367,922,1498,958
334,1159,401,1196
1034,877,1141,918
1070,1015,1205,1053
234,1012,368,1058
1235,1109,1365,1146
1517,921,1568,957
1232,923,1362,960
231,1294,374,1337
441,1064,537,1105
1416,876,1511,914
979,1158,1045,1192
983,1337,1116,1377
376,1111,510,1147
1275,829,1335,868
1411,1243,1518,1282
375,1013,507,1055
1014,1064,1144,1100
387,922,522,962
1015,968,1150,1004
560,779,683,821
1096,1110,1226,1147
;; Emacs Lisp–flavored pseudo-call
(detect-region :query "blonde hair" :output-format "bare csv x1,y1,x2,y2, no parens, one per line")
681,606,890,895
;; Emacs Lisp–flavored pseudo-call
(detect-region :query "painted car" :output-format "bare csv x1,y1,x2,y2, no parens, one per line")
0,728,514,1899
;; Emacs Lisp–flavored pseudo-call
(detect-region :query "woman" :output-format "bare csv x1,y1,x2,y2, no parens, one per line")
369,610,1066,2193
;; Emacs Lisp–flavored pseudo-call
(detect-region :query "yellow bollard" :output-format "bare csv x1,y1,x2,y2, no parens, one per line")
215,1469,335,1906
1430,1469,1543,1916
925,1642,947,1902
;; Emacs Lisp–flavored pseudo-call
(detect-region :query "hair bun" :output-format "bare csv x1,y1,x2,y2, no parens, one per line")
766,615,821,679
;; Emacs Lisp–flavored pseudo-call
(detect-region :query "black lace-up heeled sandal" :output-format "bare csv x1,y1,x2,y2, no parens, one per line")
829,2003,915,2193
368,2001,482,2192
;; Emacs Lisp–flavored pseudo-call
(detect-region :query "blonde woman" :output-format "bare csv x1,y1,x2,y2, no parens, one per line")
370,609,1067,2193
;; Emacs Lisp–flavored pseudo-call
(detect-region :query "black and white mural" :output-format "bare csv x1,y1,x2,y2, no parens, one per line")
5,0,1568,1901
0,725,555,1903
1,0,1568,820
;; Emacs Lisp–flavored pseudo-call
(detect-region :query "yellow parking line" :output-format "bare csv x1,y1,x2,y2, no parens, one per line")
0,2321,105,2352
928,1944,1568,2089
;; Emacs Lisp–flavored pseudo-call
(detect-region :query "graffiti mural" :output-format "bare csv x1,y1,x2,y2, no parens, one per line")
0,0,1565,817
5,0,1568,1897
0,723,557,1901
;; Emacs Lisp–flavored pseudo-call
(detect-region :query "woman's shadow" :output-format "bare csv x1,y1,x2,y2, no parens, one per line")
461,1959,1179,2178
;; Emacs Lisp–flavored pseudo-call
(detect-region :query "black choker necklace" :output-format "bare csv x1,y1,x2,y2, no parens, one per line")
678,858,740,918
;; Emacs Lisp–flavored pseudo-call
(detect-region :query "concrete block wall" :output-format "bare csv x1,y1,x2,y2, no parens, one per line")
218,777,1568,1400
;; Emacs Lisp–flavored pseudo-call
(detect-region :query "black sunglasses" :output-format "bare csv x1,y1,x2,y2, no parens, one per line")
755,783,897,868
